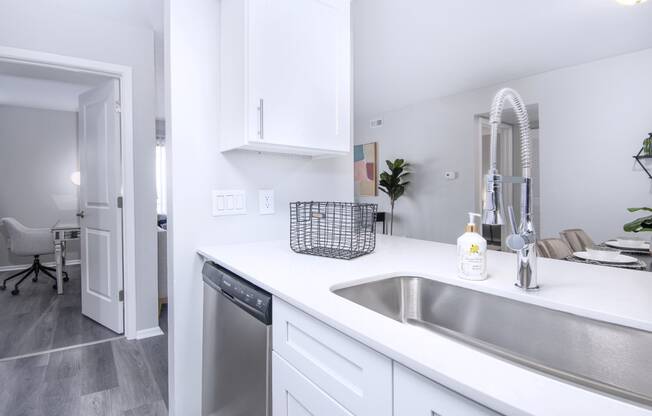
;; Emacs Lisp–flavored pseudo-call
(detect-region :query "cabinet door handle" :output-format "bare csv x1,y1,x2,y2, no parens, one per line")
257,98,264,139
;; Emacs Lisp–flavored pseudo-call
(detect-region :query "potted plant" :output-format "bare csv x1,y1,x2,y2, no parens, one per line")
379,159,410,235
623,207,652,254
643,133,652,156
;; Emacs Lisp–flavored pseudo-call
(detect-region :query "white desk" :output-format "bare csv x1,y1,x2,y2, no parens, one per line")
51,221,80,295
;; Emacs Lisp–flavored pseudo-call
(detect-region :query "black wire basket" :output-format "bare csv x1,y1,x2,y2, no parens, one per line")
290,201,378,260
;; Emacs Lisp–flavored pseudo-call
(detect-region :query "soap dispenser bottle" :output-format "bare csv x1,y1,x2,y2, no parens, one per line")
457,213,487,281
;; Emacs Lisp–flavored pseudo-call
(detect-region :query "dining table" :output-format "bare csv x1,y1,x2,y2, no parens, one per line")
567,239,652,272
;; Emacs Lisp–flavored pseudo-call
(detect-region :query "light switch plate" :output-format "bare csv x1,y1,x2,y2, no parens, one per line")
258,189,274,215
212,190,247,216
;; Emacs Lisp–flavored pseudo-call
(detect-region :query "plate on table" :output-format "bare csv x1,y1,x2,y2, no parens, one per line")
604,240,650,251
573,251,638,264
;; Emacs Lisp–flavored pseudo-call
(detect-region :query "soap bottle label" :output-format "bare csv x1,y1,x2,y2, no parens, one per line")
459,244,486,278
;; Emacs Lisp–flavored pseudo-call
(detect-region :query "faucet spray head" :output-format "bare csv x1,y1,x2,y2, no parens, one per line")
482,172,505,226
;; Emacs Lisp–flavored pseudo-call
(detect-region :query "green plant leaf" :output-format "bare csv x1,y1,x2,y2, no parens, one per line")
627,207,652,213
378,158,411,203
623,207,652,232
623,215,652,232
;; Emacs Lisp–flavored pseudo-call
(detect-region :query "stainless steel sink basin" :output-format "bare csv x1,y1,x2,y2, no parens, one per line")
333,276,652,407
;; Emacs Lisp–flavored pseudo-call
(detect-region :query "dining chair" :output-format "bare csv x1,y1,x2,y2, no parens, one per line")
0,218,67,295
559,229,595,252
537,238,573,260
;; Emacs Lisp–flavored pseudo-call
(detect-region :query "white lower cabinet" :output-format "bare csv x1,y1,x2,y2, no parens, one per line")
273,352,353,416
393,363,500,416
272,297,498,416
273,298,392,416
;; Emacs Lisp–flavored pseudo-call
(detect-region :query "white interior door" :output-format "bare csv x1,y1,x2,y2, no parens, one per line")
78,80,124,334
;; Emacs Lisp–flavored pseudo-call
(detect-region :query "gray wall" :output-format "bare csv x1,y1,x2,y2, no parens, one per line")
0,105,79,267
0,4,160,332
355,48,652,245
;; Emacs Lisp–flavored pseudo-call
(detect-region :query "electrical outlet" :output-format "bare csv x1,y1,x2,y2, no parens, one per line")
258,190,274,215
212,190,246,216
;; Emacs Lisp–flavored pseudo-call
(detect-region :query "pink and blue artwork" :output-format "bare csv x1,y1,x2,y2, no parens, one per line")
354,142,377,196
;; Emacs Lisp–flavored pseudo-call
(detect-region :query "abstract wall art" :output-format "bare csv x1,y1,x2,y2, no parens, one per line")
354,142,377,197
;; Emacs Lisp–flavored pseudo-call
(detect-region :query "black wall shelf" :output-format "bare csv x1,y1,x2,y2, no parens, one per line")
633,147,652,179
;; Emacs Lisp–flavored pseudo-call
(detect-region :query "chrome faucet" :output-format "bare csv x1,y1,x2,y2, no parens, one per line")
482,88,538,290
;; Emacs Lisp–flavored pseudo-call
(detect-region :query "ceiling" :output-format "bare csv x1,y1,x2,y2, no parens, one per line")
0,61,113,112
352,0,652,119
0,61,110,86
0,73,92,112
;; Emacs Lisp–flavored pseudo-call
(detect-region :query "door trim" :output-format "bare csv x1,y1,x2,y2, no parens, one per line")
0,46,138,339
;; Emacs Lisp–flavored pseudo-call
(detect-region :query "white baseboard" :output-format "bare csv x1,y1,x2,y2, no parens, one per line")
135,326,164,340
0,259,81,273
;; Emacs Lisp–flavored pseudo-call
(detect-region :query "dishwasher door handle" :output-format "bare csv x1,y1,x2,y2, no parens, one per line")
220,288,268,323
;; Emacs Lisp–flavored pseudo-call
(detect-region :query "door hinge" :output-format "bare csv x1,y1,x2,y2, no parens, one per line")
119,290,124,302
114,102,121,113
117,196,123,208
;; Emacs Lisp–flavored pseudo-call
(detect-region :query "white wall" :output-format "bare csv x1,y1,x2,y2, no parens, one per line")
166,0,354,413
356,48,652,244
0,105,79,267
0,4,159,332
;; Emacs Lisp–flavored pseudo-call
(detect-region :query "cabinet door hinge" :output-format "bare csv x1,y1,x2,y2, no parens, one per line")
114,102,122,113
117,196,123,208
119,290,124,302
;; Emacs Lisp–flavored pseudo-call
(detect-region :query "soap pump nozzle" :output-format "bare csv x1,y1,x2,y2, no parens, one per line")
466,212,481,233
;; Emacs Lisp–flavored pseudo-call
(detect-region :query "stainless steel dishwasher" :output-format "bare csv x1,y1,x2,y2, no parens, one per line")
202,261,272,416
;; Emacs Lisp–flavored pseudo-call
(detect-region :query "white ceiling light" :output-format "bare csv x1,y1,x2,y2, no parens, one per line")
616,0,648,5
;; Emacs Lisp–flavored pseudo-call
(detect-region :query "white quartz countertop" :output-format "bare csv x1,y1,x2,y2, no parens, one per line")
197,235,652,416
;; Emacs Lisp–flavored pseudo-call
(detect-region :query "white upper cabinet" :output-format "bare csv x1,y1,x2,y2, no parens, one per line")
220,0,351,156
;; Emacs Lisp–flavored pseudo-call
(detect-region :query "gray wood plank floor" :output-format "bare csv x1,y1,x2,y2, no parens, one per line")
0,307,168,416
0,265,119,359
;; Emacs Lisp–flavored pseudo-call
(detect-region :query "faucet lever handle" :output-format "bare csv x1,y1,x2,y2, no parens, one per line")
507,205,518,235
506,205,525,251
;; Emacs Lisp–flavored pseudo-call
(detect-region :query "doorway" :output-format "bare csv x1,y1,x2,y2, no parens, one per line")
0,47,138,359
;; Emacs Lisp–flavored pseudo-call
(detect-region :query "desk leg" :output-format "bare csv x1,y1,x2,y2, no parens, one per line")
55,242,63,295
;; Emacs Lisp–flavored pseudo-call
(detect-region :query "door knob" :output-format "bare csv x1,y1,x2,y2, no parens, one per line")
76,210,85,218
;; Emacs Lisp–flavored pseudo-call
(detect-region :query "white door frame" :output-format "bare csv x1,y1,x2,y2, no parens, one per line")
0,46,138,339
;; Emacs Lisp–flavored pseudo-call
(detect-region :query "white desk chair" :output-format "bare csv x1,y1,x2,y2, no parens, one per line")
0,218,68,295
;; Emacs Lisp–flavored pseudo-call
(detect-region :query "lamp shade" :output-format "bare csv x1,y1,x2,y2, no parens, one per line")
70,171,81,186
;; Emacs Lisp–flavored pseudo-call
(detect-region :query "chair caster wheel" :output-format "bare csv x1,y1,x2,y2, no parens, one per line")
11,289,19,296
52,284,57,290
32,277,38,282
0,285,5,291
63,277,69,282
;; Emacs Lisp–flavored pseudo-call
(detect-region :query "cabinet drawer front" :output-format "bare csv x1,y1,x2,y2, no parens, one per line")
394,364,500,416
273,298,392,416
273,352,353,416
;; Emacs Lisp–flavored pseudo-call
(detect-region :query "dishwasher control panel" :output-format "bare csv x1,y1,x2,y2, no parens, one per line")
202,261,272,324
